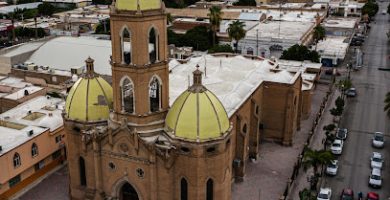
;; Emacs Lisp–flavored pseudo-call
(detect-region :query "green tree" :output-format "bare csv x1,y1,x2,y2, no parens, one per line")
302,148,333,176
362,0,379,18
92,0,111,5
313,25,325,42
335,96,345,110
208,44,234,53
95,19,110,34
181,26,211,51
280,44,320,63
330,107,343,116
38,2,55,16
227,20,246,53
299,188,316,200
384,92,390,118
208,6,222,46
233,0,257,6
323,124,336,132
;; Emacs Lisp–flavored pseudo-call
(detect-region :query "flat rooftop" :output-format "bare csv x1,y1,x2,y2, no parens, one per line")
316,36,349,58
169,55,300,117
322,17,359,29
0,96,64,156
244,21,314,41
3,85,43,100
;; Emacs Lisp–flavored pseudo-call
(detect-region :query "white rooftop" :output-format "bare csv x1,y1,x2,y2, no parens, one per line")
316,36,349,59
0,96,64,156
0,2,42,14
169,55,299,117
322,17,359,29
43,0,91,3
245,21,314,41
4,86,44,100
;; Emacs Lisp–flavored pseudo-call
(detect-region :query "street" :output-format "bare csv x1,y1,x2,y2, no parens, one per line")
324,1,390,199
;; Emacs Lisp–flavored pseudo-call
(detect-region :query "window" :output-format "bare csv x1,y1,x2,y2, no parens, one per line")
13,153,21,168
206,179,213,200
8,175,21,188
52,150,61,160
149,77,161,112
122,28,131,64
149,28,158,63
79,157,87,186
34,160,45,171
121,78,134,113
55,135,62,143
242,124,247,134
247,47,254,55
180,178,188,200
31,143,38,157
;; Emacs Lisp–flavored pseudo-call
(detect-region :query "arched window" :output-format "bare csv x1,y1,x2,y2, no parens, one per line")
121,28,131,64
148,28,158,63
13,153,21,168
149,76,161,112
206,178,213,200
121,77,134,113
31,143,38,157
79,157,87,186
180,178,188,200
247,47,254,55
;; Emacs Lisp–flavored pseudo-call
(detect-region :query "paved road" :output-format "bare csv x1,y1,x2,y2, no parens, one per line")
324,2,390,199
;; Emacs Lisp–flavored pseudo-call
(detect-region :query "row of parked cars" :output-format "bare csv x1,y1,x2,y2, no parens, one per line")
317,130,385,200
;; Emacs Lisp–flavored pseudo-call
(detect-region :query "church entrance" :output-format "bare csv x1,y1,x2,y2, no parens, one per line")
120,182,139,200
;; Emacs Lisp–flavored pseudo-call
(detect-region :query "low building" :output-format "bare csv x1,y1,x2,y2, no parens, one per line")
329,1,364,17
0,96,66,199
322,17,359,38
42,0,91,8
0,2,42,15
316,36,349,67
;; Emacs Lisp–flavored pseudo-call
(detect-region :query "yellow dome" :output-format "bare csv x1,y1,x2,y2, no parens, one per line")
116,0,161,11
165,68,230,142
65,58,113,122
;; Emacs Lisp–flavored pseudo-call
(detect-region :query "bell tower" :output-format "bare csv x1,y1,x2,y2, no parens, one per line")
109,0,169,132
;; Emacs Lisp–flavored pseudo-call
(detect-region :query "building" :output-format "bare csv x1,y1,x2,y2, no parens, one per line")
0,96,66,199
42,0,91,8
63,1,319,199
322,17,359,38
316,36,349,67
329,1,364,17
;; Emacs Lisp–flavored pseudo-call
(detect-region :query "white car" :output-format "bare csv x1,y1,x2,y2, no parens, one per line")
371,152,384,169
317,187,332,200
326,160,338,176
331,139,344,155
372,132,385,148
368,168,382,188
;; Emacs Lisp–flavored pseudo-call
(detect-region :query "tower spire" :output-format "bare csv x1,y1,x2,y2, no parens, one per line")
85,57,95,77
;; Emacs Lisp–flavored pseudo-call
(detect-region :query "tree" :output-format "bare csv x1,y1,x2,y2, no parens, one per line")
280,44,320,63
92,0,111,5
302,148,333,176
335,96,345,110
95,19,110,35
208,44,234,53
313,25,325,42
233,0,257,6
323,124,336,132
388,3,390,15
299,188,316,200
330,107,343,116
384,92,390,118
181,26,211,51
227,20,246,53
208,6,222,46
38,2,55,16
362,0,379,18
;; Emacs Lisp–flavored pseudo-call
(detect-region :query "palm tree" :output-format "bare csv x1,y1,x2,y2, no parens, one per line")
208,6,223,46
313,25,325,42
227,20,246,53
302,148,333,176
384,92,390,118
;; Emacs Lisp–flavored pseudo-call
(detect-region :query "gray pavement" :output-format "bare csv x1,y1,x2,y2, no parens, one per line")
232,84,329,200
323,2,390,199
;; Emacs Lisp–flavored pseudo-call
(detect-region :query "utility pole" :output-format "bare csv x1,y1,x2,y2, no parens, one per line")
103,19,107,33
256,29,259,56
34,16,38,39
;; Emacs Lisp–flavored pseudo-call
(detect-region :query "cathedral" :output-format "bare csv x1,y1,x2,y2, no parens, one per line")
63,0,304,199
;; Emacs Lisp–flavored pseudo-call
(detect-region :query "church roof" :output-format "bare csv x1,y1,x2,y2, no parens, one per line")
64,58,113,122
165,68,230,142
116,0,161,11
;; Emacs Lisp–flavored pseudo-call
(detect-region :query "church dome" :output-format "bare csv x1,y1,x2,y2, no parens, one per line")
165,67,230,142
116,0,162,11
65,57,113,122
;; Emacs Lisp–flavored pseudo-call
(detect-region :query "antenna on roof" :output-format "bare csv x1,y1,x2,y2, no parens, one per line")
204,56,207,78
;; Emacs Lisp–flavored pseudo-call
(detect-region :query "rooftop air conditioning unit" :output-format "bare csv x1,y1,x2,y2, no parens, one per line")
27,130,34,137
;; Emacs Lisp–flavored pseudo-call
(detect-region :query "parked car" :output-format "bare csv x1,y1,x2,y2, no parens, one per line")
372,132,385,148
317,188,332,200
371,152,384,169
336,128,348,140
345,88,357,97
351,40,363,46
331,139,344,155
340,188,354,200
326,160,338,176
367,192,379,200
368,168,382,188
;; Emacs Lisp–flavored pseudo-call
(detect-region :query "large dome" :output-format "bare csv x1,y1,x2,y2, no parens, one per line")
165,68,230,142
116,0,162,11
65,58,113,122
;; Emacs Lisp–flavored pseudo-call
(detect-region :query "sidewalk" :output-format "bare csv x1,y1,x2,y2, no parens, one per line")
288,89,342,200
232,84,331,200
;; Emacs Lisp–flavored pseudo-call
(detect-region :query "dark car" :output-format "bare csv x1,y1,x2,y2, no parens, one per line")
336,128,348,140
367,192,379,200
351,40,363,46
345,88,357,97
340,188,354,200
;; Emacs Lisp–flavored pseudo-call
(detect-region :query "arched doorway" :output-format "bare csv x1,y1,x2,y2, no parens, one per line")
120,182,139,200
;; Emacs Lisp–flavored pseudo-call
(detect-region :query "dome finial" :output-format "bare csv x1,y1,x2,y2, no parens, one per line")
85,57,95,76
193,65,203,86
